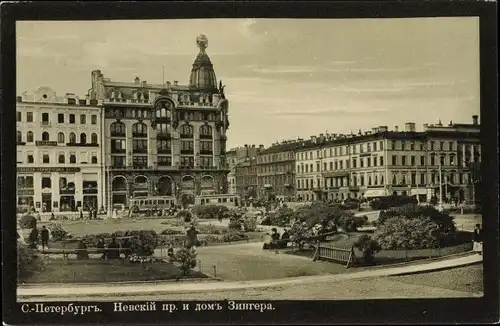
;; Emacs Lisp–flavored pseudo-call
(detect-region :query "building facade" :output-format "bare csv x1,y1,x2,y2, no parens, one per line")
234,158,259,203
16,87,103,213
226,144,263,196
256,141,300,201
295,116,481,204
89,35,230,209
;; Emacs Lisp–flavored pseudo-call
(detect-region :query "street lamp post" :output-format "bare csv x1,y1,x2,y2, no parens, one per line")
438,155,443,212
107,164,113,219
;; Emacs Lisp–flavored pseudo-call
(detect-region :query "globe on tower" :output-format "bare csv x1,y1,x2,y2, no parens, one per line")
190,34,218,90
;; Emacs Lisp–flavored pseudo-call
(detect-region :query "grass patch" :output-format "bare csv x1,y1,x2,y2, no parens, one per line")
19,259,209,284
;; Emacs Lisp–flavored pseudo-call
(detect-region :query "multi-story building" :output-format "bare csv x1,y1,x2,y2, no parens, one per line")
16,87,103,213
234,158,259,203
226,144,263,195
256,141,300,201
294,116,481,204
89,34,230,209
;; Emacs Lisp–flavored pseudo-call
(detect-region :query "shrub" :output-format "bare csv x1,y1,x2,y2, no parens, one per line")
223,231,249,243
374,216,441,250
19,215,37,229
242,215,257,232
196,224,224,235
370,195,417,210
160,228,185,235
266,206,294,227
17,244,45,280
176,210,193,223
82,230,159,256
48,224,69,241
337,214,366,232
191,205,230,219
376,204,456,234
353,234,382,266
173,248,197,275
288,221,314,249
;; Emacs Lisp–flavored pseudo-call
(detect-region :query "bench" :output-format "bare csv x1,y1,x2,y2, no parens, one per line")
40,248,128,260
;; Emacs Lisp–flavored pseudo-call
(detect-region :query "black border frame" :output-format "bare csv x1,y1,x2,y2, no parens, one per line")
1,1,498,324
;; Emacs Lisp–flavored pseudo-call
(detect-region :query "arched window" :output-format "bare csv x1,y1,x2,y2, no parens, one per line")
110,122,126,136
91,133,98,144
69,132,76,144
180,125,193,138
132,122,147,137
199,125,212,138
80,133,87,144
42,132,50,141
58,132,65,143
27,131,33,143
17,131,22,142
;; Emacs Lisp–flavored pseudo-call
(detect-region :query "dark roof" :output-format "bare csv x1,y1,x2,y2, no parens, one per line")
259,142,302,154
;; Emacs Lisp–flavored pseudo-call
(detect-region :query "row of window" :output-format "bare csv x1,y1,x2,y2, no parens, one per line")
296,171,469,189
18,176,98,190
109,155,214,169
109,122,213,138
19,152,98,164
17,112,98,125
17,131,98,145
108,107,221,123
295,141,477,162
257,152,294,164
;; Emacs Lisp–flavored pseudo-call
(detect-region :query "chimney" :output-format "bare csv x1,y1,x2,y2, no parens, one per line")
394,126,399,132
252,144,255,148
449,120,453,126
141,81,147,87
405,122,416,132
166,81,171,87
244,144,248,148
259,144,264,149
371,127,378,134
173,81,178,86
423,123,429,131
134,77,140,84
472,115,478,125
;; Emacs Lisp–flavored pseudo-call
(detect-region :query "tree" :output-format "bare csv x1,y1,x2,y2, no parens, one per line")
266,206,294,227
374,216,441,250
19,215,37,229
176,210,193,223
293,202,348,230
353,234,381,266
173,248,197,276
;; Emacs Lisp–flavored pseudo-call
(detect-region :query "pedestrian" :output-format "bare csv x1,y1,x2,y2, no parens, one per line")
41,226,50,250
88,208,93,220
80,209,84,220
93,208,97,220
50,212,55,220
97,238,106,260
473,224,483,255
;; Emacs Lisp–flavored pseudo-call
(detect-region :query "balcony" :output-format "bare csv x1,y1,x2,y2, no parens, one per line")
349,186,360,191
36,141,58,147
199,150,213,155
17,141,27,146
110,164,126,170
132,132,148,138
157,149,172,154
132,165,149,170
60,188,76,195
153,117,171,123
83,187,98,194
157,161,173,167
181,150,194,155
180,134,194,139
66,142,99,147
40,121,51,127
157,133,171,140
111,132,126,137
200,134,213,140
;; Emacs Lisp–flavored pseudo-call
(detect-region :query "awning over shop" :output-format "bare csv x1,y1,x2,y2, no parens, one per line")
410,188,427,195
364,189,387,198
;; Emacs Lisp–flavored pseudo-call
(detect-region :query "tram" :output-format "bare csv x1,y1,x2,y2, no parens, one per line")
128,196,177,212
195,194,241,207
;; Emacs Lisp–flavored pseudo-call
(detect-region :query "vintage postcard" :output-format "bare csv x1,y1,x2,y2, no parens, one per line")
2,1,498,324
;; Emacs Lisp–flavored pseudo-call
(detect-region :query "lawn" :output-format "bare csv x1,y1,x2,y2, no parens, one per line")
19,259,209,284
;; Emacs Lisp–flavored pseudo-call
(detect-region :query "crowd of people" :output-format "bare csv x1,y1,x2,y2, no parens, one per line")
263,228,290,250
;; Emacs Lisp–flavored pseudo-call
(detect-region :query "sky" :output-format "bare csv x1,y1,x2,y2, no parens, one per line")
17,18,480,149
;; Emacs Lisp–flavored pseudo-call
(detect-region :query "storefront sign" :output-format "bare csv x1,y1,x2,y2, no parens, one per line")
35,141,58,146
17,189,34,196
17,167,81,173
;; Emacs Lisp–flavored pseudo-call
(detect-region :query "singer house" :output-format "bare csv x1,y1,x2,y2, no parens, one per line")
89,35,230,209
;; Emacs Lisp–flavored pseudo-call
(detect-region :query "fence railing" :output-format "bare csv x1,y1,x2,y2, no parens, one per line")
312,243,355,268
